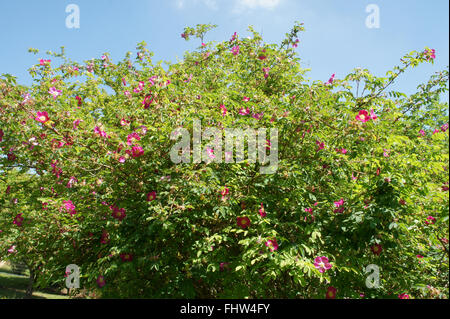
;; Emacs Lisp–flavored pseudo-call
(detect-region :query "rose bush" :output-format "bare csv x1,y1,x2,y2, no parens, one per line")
0,23,448,298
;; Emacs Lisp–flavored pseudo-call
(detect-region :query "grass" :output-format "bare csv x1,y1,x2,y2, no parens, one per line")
0,262,69,299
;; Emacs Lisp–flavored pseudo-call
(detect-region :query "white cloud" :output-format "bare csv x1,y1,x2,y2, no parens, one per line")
233,0,282,13
175,0,184,9
203,0,218,10
174,0,282,13
175,0,218,10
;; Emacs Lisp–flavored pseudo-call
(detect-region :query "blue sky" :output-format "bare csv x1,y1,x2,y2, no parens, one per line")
0,0,448,98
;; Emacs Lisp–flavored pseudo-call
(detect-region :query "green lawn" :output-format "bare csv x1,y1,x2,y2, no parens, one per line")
0,262,69,299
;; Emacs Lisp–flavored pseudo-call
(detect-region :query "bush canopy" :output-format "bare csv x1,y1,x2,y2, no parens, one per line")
0,23,448,299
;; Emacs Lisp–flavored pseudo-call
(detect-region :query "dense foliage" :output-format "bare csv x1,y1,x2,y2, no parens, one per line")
0,23,448,299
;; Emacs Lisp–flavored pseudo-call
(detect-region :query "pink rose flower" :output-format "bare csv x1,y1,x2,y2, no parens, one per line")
314,256,332,273
265,239,278,252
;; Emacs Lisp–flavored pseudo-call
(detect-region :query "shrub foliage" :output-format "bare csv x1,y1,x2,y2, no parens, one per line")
0,23,448,298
